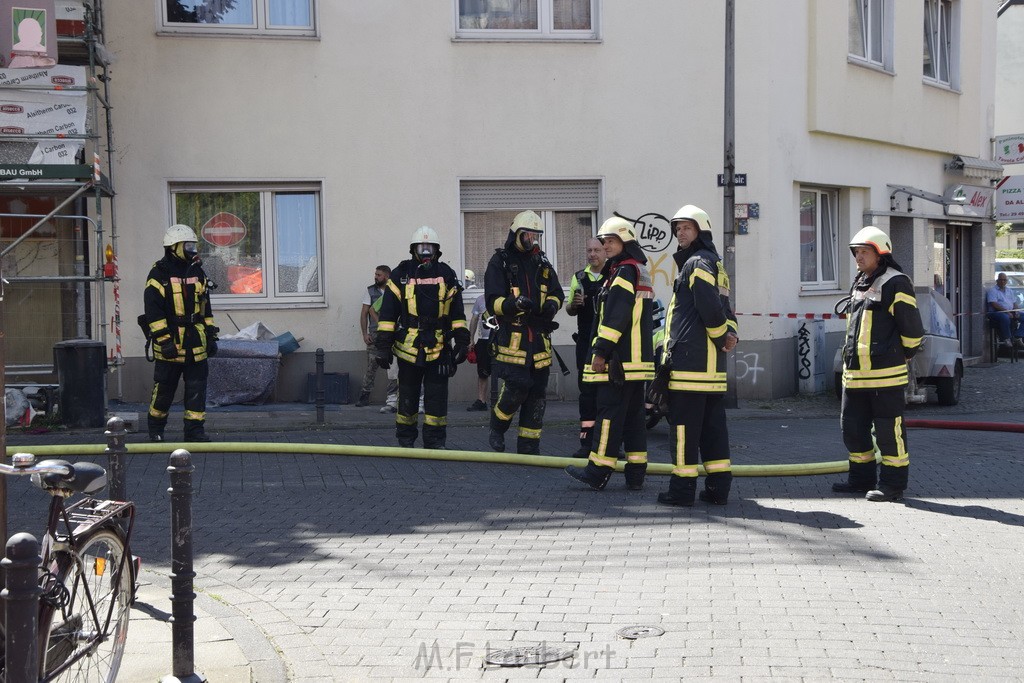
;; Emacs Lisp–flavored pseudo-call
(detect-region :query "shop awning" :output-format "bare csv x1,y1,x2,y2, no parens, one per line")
945,155,1004,181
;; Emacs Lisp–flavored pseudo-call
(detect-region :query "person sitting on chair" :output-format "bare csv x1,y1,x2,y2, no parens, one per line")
986,272,1024,350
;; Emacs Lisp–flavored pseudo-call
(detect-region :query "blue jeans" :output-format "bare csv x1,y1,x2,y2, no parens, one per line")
988,310,1022,342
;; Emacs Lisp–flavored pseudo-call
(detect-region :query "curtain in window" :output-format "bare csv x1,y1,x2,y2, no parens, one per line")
459,0,538,29
849,0,866,58
820,194,836,282
268,0,312,28
799,191,818,283
275,193,319,294
553,0,591,30
553,211,591,281
463,211,519,287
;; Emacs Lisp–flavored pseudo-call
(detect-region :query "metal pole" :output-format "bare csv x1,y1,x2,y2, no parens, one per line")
1,254,8,548
104,416,127,502
162,449,206,683
2,532,41,683
315,347,325,425
723,0,738,409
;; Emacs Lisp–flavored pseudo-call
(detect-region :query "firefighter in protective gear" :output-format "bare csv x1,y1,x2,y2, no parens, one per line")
144,224,219,442
484,210,564,454
657,205,738,507
832,226,924,502
565,217,654,490
376,226,470,449
565,236,606,457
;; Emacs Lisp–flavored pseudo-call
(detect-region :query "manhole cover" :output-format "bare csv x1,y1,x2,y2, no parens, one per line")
485,645,575,667
616,625,665,639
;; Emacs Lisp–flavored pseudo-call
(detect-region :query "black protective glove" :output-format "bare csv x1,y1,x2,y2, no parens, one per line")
158,339,178,360
206,326,219,358
453,343,469,365
376,348,393,370
541,300,559,321
513,296,535,314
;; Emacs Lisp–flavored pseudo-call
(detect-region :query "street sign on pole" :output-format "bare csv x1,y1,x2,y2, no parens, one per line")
717,173,747,187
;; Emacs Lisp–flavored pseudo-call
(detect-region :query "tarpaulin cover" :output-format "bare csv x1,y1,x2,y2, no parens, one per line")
207,339,280,406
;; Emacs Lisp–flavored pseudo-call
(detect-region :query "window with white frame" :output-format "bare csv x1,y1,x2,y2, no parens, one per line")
460,179,599,293
170,183,324,306
161,0,316,36
923,0,959,88
799,187,839,288
848,0,893,71
455,0,597,40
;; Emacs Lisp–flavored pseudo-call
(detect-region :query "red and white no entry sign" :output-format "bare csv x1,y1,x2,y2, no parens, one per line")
201,212,246,247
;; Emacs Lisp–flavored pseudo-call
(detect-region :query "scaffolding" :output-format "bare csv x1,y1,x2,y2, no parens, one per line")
0,0,120,397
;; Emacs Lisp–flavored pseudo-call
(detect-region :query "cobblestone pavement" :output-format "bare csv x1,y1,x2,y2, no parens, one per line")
6,359,1024,680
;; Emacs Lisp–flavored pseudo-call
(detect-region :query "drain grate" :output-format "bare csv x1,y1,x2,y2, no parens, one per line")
485,645,575,667
616,625,665,640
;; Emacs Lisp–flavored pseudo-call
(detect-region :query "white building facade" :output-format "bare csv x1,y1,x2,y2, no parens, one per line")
61,1,1002,402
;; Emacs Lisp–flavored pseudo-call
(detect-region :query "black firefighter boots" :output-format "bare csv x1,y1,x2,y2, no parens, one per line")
832,481,874,494
488,428,505,452
865,486,904,502
657,476,697,507
698,478,731,505
623,463,646,491
565,462,612,491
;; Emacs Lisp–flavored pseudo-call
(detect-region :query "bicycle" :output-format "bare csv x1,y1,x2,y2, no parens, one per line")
0,452,136,682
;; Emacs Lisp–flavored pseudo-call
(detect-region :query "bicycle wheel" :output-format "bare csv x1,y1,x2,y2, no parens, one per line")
40,527,132,683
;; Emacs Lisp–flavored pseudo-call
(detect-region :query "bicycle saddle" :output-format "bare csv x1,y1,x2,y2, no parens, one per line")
31,460,107,495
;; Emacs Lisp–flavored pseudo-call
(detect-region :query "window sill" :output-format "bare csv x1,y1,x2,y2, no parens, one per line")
922,78,960,95
800,286,844,296
452,35,600,44
847,56,894,76
156,29,319,40
212,300,327,310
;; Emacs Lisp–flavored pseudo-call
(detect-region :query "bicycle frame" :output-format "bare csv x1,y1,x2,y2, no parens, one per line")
38,495,136,681
0,455,136,682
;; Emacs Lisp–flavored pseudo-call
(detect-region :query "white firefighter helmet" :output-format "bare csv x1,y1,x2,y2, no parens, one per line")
670,205,712,233
163,224,198,247
849,225,892,255
464,269,475,286
597,216,638,243
410,226,440,247
509,210,543,234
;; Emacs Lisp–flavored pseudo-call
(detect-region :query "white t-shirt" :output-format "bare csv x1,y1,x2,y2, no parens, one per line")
471,294,491,341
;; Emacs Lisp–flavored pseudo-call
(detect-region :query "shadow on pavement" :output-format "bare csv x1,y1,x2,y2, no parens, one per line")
903,498,1024,526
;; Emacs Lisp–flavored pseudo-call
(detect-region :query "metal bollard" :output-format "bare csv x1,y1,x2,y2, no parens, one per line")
105,416,128,503
2,533,41,683
163,449,206,683
315,347,325,425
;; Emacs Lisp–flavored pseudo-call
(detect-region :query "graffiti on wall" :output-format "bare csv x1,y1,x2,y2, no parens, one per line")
797,322,812,380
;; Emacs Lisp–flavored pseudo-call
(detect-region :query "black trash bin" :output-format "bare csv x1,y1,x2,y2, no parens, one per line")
53,339,107,428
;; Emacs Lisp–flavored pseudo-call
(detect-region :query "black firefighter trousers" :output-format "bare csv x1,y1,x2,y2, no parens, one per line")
840,386,909,491
148,358,208,439
396,359,449,448
491,362,550,455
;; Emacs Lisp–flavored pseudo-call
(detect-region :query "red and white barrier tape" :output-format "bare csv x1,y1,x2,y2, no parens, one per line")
735,312,847,320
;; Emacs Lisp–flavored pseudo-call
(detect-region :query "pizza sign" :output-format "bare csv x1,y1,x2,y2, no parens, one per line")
201,212,246,247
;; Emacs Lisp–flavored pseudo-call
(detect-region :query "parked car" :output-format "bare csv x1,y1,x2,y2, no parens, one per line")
995,257,1024,276
833,288,962,406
